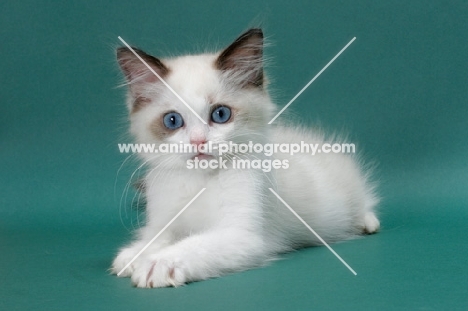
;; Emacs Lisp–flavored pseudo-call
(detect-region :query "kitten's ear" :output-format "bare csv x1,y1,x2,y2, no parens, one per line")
117,47,169,96
216,28,263,88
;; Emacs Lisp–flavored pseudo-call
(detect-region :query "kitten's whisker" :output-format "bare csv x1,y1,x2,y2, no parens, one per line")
130,155,177,230
115,153,139,233
120,155,158,231
131,168,144,229
114,153,137,201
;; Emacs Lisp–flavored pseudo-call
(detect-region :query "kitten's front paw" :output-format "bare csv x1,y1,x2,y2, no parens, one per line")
131,256,186,288
111,246,141,277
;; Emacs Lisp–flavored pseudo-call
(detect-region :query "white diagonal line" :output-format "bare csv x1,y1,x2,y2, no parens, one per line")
118,36,207,125
117,188,206,276
268,188,357,275
268,37,356,124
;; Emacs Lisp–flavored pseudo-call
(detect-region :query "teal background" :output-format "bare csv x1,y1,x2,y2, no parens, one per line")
1,1,467,310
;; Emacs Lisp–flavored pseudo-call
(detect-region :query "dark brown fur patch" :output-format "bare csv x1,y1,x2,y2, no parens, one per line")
131,96,152,114
149,113,182,140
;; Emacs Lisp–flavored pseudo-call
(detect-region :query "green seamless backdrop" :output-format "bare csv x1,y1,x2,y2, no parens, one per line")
1,1,467,310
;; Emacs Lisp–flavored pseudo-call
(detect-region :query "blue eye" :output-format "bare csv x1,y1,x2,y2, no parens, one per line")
163,112,184,130
211,106,231,124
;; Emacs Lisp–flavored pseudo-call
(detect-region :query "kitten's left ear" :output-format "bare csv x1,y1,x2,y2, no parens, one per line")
216,28,263,88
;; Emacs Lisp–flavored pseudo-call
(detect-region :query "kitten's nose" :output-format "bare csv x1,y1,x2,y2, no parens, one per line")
190,128,206,146
190,138,206,146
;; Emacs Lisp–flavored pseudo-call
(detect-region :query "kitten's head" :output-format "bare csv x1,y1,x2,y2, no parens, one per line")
117,28,275,169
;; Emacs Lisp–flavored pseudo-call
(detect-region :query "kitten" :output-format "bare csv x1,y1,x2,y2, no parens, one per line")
111,28,380,288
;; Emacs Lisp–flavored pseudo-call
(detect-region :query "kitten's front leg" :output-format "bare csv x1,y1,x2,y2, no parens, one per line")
111,230,173,277
130,228,266,288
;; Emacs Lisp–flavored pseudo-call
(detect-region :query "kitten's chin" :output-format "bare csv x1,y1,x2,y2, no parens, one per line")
192,153,214,161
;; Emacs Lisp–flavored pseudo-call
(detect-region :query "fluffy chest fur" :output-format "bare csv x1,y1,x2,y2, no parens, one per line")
143,168,266,238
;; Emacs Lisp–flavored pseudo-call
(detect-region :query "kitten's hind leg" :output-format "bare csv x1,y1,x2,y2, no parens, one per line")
362,212,380,234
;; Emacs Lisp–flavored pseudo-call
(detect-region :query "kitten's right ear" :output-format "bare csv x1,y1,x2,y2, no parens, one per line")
117,47,169,92
117,47,169,112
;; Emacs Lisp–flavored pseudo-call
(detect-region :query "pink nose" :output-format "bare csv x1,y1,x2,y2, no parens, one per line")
190,138,206,146
190,128,206,146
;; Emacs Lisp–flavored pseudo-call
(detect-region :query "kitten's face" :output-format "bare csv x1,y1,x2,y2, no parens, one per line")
118,29,275,169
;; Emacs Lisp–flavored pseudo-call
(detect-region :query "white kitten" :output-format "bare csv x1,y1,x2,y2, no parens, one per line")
111,29,379,288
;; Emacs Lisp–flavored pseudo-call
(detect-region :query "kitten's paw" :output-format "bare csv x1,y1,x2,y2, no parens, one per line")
131,256,186,288
363,212,380,234
111,247,141,277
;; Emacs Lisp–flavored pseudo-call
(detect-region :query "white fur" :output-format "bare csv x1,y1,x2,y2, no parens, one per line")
112,38,379,288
